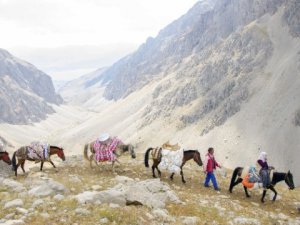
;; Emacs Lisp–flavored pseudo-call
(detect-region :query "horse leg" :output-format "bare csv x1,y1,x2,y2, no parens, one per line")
152,165,156,178
230,178,243,193
180,162,186,183
20,160,25,174
40,161,44,171
15,159,21,176
157,167,161,178
112,161,115,173
243,186,251,198
261,190,267,203
170,173,175,180
49,160,56,168
269,185,277,201
89,154,94,168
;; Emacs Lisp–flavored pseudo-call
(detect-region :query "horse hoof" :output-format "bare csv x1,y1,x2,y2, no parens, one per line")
246,195,251,198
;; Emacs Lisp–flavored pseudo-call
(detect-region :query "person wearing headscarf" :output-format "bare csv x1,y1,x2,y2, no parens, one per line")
257,152,271,189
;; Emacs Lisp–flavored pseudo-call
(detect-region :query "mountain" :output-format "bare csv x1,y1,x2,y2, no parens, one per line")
58,67,107,106
0,48,63,124
58,0,300,184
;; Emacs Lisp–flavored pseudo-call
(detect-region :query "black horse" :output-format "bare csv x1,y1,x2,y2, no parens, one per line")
144,147,203,183
229,167,295,202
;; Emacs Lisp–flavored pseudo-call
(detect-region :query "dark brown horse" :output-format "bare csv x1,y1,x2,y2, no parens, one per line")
144,148,203,183
229,167,295,202
12,146,65,176
0,151,12,165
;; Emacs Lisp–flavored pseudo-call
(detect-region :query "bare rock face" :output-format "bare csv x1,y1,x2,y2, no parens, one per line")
100,0,284,101
0,49,62,124
282,0,300,37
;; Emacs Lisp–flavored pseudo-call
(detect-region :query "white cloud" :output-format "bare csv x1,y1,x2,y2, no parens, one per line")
0,0,199,80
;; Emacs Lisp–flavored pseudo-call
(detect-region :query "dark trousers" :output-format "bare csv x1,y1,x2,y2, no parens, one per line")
260,169,270,189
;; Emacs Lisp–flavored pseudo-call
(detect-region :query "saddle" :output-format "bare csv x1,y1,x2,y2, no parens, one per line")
161,141,181,151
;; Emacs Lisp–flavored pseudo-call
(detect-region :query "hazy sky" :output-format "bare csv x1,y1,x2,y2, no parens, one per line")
0,0,199,80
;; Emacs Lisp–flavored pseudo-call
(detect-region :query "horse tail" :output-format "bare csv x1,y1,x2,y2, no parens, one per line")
229,167,243,193
83,144,89,161
144,148,153,168
11,151,17,171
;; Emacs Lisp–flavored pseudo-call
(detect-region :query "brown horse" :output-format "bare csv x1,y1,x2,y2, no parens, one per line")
84,141,136,173
12,146,65,176
144,148,203,183
0,151,12,165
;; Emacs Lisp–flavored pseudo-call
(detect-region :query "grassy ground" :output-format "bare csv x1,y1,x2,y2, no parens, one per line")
1,153,299,225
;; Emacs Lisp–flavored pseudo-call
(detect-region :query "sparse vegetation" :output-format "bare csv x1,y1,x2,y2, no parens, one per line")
1,155,299,225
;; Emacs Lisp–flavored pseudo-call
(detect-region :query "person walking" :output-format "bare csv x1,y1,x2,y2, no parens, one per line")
203,147,221,191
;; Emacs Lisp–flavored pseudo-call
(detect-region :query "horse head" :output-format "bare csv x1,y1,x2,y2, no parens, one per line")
51,146,66,161
193,150,203,166
285,170,295,190
0,151,12,165
128,144,136,159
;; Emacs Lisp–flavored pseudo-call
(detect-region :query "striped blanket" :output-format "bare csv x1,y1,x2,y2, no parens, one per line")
94,137,121,162
27,142,49,161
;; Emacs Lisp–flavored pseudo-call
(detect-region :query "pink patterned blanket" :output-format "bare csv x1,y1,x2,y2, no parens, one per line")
94,137,122,162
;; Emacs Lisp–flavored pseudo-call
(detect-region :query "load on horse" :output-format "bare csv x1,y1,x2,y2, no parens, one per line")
144,141,203,183
12,141,65,176
83,133,136,173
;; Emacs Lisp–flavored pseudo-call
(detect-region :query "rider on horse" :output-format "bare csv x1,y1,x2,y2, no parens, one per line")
257,152,274,190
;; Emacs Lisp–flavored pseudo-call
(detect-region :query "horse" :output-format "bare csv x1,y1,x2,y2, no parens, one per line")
0,151,12,165
229,167,295,202
12,146,65,176
144,148,203,183
83,141,136,173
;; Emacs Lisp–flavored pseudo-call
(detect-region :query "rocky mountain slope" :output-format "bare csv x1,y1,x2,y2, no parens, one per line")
0,49,62,124
57,0,300,185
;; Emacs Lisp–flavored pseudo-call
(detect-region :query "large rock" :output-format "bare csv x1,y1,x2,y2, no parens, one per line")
4,199,24,209
0,220,25,225
119,178,181,208
75,190,126,206
2,179,25,192
75,177,180,209
28,179,67,197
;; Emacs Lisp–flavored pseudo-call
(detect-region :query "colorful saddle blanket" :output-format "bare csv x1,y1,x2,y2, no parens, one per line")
94,137,121,162
27,142,49,161
158,148,183,174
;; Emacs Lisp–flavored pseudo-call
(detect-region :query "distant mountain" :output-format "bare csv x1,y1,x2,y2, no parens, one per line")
0,48,63,124
58,67,107,106
53,80,69,92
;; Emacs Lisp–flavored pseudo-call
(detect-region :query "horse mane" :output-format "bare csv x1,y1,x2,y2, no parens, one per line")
50,146,63,150
184,150,199,154
272,172,286,183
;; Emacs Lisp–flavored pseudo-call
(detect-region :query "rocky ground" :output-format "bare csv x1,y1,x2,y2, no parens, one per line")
0,154,299,225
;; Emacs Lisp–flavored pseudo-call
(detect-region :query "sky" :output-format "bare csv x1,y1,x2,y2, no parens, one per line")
0,0,199,81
